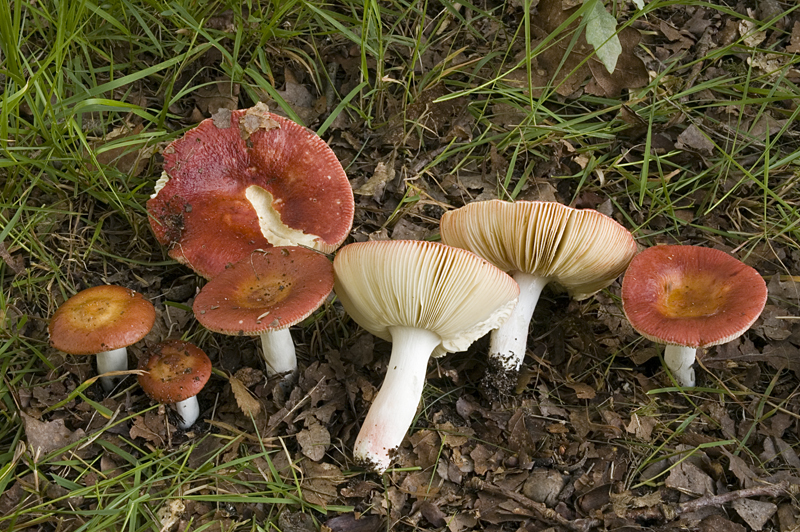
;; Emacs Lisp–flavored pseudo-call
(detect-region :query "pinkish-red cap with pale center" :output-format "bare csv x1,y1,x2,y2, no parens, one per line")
138,339,212,403
147,104,354,279
621,245,767,348
49,285,156,354
193,246,334,335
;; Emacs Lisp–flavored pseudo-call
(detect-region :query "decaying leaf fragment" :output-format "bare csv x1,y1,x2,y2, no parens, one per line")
532,0,649,97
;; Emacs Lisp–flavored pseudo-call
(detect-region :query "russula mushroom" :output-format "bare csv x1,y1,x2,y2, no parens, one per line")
440,200,636,386
147,103,354,279
193,247,334,376
621,245,767,387
333,240,519,473
49,285,156,391
138,339,212,429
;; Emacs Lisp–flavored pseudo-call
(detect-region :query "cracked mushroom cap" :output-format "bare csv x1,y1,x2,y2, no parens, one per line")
333,240,520,358
138,339,212,403
193,247,335,336
147,103,354,279
440,200,637,299
49,285,156,355
621,245,768,348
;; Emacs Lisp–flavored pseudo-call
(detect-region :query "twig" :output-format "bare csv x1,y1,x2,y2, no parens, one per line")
677,481,788,515
469,478,602,532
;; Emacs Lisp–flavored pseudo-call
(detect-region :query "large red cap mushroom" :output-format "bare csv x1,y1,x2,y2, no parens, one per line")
193,247,334,376
440,200,636,387
147,103,354,279
49,285,156,391
138,339,212,429
622,245,768,387
333,240,519,473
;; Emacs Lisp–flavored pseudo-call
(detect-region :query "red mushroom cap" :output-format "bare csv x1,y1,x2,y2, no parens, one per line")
49,285,156,355
193,247,334,336
138,339,212,403
621,245,768,348
147,104,354,279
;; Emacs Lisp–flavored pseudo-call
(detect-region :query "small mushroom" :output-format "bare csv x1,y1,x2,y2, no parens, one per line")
621,245,768,387
138,339,212,429
49,285,156,391
440,200,636,388
333,240,519,473
193,247,334,377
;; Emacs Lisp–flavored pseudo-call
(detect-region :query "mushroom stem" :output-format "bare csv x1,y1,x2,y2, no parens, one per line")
664,344,696,387
488,273,549,372
173,397,200,429
259,329,297,376
354,326,442,473
96,347,129,391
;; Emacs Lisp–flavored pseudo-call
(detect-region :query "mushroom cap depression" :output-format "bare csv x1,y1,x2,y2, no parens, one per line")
440,200,637,299
49,285,156,355
138,339,212,403
621,245,768,348
193,247,335,336
147,103,354,279
333,240,520,358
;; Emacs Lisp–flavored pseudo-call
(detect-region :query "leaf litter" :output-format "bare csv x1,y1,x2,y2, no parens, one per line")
6,1,800,531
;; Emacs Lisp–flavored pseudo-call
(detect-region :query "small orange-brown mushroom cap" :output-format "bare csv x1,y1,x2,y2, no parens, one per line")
49,285,156,355
138,339,212,404
621,245,768,348
193,247,335,335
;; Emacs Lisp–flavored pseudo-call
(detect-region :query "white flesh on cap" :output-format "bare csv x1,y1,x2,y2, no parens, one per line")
246,186,319,249
96,347,129,391
489,273,550,372
174,396,201,429
353,326,441,473
664,344,696,387
259,329,298,376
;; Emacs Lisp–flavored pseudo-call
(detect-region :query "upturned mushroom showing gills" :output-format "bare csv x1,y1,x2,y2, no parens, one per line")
146,103,354,279
621,245,768,387
138,339,212,429
193,247,334,377
49,285,156,391
333,240,519,473
440,200,636,388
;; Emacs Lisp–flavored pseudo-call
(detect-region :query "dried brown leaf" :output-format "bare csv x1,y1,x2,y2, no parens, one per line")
229,374,262,417
21,412,85,460
296,421,330,461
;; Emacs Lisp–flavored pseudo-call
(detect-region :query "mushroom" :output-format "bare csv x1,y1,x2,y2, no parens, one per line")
49,285,156,391
147,103,354,279
621,245,767,387
440,200,636,387
333,240,519,473
193,247,334,377
138,339,212,429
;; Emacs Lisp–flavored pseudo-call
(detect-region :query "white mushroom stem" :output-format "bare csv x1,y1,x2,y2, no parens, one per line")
488,273,550,372
664,344,697,387
173,397,200,429
96,347,129,391
354,326,441,473
259,329,297,376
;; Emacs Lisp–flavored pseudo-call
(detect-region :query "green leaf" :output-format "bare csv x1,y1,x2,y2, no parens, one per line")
583,0,622,74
